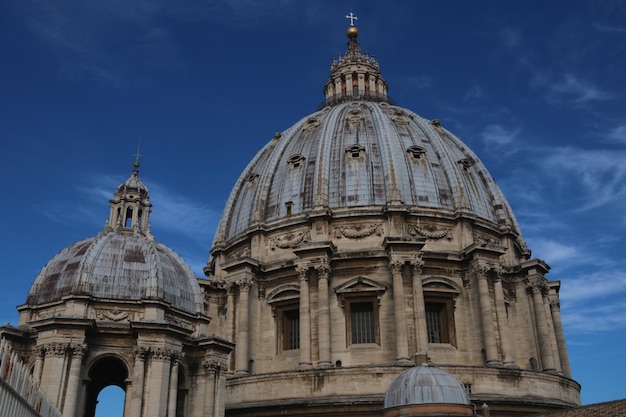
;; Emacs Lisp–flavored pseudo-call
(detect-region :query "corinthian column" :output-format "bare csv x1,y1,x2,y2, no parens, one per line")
297,266,312,368
235,278,252,375
167,355,180,417
528,280,556,371
474,265,500,366
226,284,236,344
130,346,148,417
317,263,332,368
63,344,87,417
550,299,572,377
390,259,411,365
410,255,428,359
493,276,515,367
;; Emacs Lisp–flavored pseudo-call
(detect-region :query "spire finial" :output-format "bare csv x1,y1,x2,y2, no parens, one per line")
345,12,359,39
133,138,142,171
345,12,358,26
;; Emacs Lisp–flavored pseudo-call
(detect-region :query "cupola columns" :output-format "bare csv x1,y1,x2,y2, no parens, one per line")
324,20,389,106
106,160,153,237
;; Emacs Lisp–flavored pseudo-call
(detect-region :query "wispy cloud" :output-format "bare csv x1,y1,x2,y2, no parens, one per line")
463,85,484,101
593,23,626,33
500,27,522,48
33,172,220,248
549,74,612,103
540,147,626,211
561,270,626,302
399,74,433,90
480,124,520,148
607,125,626,144
559,270,626,332
563,300,626,332
529,239,580,263
150,184,220,247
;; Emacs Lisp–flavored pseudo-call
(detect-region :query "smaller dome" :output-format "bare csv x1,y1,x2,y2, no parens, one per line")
26,232,204,314
384,365,470,408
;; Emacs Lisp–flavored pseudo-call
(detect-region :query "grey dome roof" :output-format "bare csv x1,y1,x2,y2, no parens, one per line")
214,101,523,245
27,231,204,314
384,366,470,408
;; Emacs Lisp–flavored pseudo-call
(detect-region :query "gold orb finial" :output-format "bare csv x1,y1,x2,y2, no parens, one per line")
346,25,359,39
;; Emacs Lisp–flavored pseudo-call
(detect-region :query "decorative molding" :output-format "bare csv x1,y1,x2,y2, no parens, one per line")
204,359,228,374
410,224,452,240
96,309,131,322
42,342,68,357
302,117,320,132
165,314,193,331
334,223,382,239
270,230,311,250
469,261,503,277
227,245,251,261
549,298,560,311
473,232,501,246
236,277,253,291
391,109,410,125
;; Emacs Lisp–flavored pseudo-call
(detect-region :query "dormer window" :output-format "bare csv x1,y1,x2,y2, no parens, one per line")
287,155,305,169
246,173,259,186
346,144,365,158
407,145,426,160
302,117,320,132
458,158,474,171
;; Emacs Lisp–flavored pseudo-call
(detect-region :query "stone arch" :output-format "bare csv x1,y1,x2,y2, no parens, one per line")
422,276,463,293
84,354,130,417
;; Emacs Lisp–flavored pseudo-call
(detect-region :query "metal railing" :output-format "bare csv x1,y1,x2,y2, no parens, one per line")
0,338,63,417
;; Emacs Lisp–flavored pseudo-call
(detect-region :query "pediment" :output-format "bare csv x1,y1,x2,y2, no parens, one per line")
334,276,387,295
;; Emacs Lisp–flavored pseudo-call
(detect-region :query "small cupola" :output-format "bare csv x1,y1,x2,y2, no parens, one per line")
105,156,153,237
324,14,390,106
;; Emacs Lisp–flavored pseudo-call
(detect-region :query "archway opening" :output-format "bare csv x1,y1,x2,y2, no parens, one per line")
85,356,128,417
95,385,125,417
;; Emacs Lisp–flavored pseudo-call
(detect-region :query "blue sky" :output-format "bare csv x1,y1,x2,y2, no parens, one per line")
1,0,625,412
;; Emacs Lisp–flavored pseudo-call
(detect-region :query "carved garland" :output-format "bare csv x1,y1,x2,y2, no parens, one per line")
334,224,383,239
96,309,131,322
227,245,251,261
270,230,311,250
410,224,452,240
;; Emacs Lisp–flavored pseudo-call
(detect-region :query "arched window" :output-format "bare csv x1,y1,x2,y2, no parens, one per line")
268,286,301,352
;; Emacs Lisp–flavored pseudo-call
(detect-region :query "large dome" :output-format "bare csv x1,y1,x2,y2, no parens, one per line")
214,101,523,245
26,231,203,314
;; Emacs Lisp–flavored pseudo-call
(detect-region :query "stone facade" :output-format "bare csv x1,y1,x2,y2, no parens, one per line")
1,163,233,417
1,21,582,417
200,24,581,417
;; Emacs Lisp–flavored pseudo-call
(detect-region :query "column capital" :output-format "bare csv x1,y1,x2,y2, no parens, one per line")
469,260,503,278
549,298,561,311
236,277,253,291
69,343,88,359
389,258,404,272
524,277,548,295
134,346,150,360
296,264,310,280
42,342,69,357
315,263,331,279
204,359,228,375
